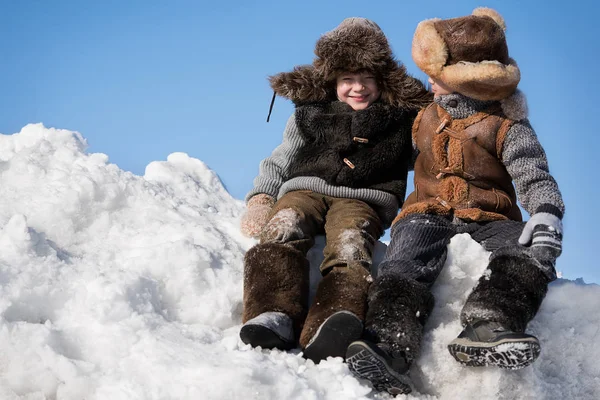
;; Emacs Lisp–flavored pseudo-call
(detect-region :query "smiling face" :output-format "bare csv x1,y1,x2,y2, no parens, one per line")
336,71,381,110
428,76,454,98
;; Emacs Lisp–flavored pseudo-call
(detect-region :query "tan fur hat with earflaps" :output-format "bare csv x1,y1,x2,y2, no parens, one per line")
412,7,520,101
268,17,431,113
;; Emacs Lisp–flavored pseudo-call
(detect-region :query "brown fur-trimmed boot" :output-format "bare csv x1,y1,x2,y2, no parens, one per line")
240,243,309,350
300,265,371,363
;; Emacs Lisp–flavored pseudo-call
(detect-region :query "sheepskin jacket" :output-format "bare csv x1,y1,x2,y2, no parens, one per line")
396,93,565,223
400,101,520,222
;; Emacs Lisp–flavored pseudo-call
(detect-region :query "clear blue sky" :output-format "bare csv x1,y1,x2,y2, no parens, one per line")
1,1,598,283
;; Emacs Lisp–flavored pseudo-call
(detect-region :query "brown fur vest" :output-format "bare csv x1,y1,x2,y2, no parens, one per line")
397,103,522,223
289,101,415,201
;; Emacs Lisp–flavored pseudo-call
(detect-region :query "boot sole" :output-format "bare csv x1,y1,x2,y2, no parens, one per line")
346,341,412,395
240,324,295,351
448,336,541,370
303,311,363,363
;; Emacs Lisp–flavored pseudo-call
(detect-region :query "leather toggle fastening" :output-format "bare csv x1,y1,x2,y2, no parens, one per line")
435,118,451,134
353,137,369,144
436,167,476,180
435,196,452,210
343,158,356,169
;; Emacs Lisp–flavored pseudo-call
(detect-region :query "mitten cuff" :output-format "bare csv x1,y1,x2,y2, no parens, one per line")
247,193,276,207
534,204,563,220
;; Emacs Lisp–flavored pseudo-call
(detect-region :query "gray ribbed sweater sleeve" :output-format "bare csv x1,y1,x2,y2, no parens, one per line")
502,119,565,217
245,114,304,202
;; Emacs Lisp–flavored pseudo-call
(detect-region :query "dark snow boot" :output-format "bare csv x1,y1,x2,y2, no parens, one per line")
299,265,370,363
346,340,412,395
448,319,541,370
302,310,363,363
240,311,295,350
242,243,309,346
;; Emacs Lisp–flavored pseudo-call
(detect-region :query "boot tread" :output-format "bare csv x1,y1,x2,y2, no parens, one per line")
448,329,541,369
346,341,412,395
302,311,363,363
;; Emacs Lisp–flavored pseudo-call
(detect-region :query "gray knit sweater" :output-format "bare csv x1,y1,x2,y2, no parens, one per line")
246,114,400,226
432,93,565,218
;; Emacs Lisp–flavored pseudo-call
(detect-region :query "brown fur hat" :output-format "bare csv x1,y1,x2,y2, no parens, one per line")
412,7,520,101
269,18,431,111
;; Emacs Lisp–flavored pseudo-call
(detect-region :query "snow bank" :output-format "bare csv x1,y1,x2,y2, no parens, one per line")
0,124,597,399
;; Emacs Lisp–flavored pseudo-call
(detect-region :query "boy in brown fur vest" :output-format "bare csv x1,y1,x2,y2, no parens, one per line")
346,8,565,395
238,18,430,363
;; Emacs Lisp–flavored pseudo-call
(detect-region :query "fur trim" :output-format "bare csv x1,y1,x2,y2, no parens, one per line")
243,243,309,335
412,18,446,78
314,18,391,81
379,65,433,110
271,64,431,110
412,8,519,101
291,101,413,195
454,208,508,222
440,176,468,204
440,59,520,101
364,274,434,364
269,65,330,104
461,249,549,332
500,89,528,120
269,18,431,110
446,138,464,176
496,118,515,158
432,130,449,167
472,7,506,31
299,265,371,348
395,201,452,223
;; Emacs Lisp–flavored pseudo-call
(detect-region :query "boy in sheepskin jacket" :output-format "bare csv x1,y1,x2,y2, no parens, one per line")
346,8,565,395
239,17,430,364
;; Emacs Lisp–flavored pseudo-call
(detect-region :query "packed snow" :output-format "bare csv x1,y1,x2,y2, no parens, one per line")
0,124,598,399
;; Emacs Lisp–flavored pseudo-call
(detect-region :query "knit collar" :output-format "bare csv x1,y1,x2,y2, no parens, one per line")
434,93,497,119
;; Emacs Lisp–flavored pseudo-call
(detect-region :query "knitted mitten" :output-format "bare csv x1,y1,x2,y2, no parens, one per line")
240,194,276,238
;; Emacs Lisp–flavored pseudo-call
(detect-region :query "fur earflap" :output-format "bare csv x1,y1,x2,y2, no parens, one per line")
412,18,447,78
269,66,330,105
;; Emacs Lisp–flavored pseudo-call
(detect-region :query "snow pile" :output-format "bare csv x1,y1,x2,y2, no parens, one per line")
0,124,598,399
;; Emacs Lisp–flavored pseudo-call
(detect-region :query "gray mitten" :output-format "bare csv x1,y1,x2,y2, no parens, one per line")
240,194,276,238
518,212,563,280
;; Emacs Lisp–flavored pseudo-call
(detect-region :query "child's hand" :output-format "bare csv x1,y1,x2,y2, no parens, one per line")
518,212,563,262
240,194,276,238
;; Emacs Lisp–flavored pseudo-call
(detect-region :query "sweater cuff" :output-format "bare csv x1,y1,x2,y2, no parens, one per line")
535,204,563,219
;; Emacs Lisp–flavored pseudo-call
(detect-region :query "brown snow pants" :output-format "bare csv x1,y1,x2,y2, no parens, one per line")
242,190,384,347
